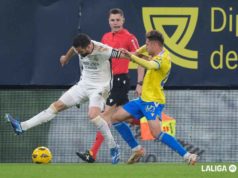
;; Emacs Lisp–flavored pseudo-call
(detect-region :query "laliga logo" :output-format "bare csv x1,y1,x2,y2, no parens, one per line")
142,7,199,69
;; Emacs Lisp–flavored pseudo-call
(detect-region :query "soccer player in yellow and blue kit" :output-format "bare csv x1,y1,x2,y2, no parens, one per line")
112,30,198,165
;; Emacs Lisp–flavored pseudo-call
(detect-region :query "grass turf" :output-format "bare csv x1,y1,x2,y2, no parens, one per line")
0,163,237,178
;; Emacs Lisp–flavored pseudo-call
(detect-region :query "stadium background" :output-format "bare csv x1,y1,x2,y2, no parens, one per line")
0,0,238,163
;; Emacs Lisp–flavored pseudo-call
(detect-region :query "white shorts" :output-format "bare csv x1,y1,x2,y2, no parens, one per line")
59,81,110,111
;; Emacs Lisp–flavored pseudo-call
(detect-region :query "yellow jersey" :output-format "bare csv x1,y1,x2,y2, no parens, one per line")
137,45,171,103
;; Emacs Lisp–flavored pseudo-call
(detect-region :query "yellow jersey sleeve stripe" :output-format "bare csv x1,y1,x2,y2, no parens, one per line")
153,60,161,68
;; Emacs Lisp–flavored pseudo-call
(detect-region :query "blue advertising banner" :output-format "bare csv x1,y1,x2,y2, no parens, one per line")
0,0,238,87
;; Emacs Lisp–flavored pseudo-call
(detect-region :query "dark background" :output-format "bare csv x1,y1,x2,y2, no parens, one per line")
0,0,237,87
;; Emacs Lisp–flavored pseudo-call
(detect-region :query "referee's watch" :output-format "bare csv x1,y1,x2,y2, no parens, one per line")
137,81,143,86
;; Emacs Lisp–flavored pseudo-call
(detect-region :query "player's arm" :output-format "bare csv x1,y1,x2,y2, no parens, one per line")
137,65,144,83
60,47,77,67
127,35,145,95
134,45,146,56
135,65,145,96
126,52,160,70
110,47,147,62
133,45,151,61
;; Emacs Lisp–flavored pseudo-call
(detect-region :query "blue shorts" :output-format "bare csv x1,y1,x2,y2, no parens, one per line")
123,97,164,121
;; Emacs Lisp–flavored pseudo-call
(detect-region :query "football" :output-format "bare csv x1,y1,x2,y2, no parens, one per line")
32,146,52,164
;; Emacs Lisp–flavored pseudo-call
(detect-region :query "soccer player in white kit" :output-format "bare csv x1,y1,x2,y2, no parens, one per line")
5,33,121,164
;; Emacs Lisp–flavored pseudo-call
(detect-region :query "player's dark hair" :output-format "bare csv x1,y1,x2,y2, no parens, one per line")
73,33,91,48
108,8,124,17
146,30,164,46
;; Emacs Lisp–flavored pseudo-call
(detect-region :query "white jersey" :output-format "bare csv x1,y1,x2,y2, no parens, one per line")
60,41,122,110
78,40,116,87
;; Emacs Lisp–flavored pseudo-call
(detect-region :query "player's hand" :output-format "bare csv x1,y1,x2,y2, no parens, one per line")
123,50,131,57
119,48,128,55
60,55,68,67
120,49,132,60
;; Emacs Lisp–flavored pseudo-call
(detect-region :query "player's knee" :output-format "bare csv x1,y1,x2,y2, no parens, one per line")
87,111,93,120
51,101,66,112
88,109,100,120
88,106,103,120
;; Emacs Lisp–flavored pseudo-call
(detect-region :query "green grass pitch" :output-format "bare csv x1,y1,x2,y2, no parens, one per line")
0,163,237,178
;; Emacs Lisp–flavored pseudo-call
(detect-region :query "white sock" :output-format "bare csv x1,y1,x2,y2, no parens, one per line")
91,115,117,149
132,145,142,152
21,105,57,131
183,152,190,160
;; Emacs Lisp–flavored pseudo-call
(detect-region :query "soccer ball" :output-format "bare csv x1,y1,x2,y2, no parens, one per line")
32,146,52,164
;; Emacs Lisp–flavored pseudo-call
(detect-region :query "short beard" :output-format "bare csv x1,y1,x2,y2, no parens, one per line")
81,53,89,57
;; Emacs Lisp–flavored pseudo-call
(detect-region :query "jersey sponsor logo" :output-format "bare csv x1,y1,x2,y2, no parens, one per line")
82,61,99,70
142,7,199,69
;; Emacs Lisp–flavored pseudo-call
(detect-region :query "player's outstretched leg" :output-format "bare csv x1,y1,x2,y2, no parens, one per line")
76,150,95,163
110,144,120,164
5,105,57,135
5,113,23,135
157,132,198,165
